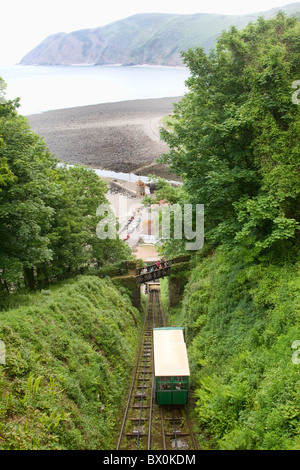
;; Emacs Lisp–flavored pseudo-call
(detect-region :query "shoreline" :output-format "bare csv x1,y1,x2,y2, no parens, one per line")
28,96,182,181
13,63,188,70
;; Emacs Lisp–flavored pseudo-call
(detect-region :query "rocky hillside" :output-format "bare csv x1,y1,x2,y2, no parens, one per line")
20,5,300,66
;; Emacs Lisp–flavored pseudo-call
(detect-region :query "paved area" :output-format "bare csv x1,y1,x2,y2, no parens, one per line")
106,180,159,261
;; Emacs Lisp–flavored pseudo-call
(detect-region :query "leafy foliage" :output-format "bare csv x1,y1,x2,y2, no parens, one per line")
176,248,300,449
160,13,300,256
0,275,142,449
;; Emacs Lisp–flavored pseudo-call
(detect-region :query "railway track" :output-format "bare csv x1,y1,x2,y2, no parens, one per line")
116,286,198,451
158,405,198,450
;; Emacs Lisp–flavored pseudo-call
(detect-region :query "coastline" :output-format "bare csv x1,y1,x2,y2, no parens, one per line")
28,96,182,181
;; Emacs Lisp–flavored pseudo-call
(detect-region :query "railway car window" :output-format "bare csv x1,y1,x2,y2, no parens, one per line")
158,383,171,390
175,383,186,390
174,376,188,390
157,377,171,390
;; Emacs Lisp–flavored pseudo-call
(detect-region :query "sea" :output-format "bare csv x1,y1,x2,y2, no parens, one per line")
0,64,190,116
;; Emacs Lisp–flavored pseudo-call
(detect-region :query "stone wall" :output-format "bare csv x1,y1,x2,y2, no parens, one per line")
112,275,141,311
168,260,191,308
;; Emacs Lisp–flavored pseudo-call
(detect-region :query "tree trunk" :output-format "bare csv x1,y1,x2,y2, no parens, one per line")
24,267,36,290
36,267,50,289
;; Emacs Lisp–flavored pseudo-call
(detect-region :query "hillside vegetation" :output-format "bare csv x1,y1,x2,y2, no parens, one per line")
20,5,300,66
172,249,300,449
156,13,300,449
0,275,142,449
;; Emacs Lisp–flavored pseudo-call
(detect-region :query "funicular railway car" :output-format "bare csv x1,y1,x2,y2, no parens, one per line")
153,327,190,405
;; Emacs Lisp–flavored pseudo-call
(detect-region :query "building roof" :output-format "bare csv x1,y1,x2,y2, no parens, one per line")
153,327,190,377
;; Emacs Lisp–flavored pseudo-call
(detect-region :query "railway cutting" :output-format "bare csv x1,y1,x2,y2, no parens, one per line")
116,284,198,451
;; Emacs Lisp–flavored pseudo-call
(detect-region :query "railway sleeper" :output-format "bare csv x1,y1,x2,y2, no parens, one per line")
129,417,149,421
164,417,185,422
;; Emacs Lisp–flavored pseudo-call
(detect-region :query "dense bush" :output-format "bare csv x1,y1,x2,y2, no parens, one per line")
176,248,300,449
0,275,142,449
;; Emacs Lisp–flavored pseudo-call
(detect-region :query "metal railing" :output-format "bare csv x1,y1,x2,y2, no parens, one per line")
136,259,173,275
136,265,171,284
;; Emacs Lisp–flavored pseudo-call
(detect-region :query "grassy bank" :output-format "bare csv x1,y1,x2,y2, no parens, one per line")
0,275,142,450
168,248,300,449
160,114,176,132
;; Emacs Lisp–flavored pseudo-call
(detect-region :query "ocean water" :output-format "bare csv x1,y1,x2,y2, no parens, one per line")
0,64,190,116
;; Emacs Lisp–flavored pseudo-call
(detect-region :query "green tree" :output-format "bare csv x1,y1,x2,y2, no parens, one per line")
142,176,189,257
39,164,130,284
0,79,131,291
0,80,18,193
0,77,20,117
0,94,60,289
160,13,300,256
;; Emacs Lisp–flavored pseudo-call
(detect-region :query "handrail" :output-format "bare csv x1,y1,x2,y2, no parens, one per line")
136,266,171,284
136,259,173,275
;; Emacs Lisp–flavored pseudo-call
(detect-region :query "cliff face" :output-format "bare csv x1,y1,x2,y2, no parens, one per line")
20,7,300,66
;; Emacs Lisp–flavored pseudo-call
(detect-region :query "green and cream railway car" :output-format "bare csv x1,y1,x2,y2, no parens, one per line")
153,327,190,405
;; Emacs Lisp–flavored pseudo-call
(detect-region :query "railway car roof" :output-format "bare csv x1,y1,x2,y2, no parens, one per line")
153,328,190,377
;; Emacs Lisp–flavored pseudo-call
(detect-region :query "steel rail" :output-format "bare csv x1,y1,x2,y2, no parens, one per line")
147,291,156,450
116,292,153,450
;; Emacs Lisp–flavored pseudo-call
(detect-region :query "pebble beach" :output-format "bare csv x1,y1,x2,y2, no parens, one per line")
28,96,182,180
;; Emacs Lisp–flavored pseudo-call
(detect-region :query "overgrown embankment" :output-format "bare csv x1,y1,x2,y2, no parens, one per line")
168,248,300,450
0,275,142,450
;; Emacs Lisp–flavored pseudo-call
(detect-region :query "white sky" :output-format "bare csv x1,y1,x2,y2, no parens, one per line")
0,0,296,65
